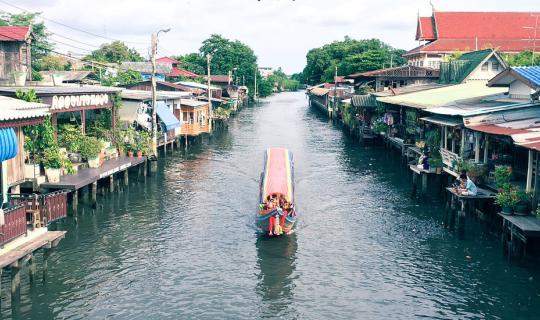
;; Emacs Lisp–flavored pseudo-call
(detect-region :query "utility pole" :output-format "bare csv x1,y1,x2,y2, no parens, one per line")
254,66,258,103
150,28,170,158
150,32,158,158
333,65,338,117
207,53,213,132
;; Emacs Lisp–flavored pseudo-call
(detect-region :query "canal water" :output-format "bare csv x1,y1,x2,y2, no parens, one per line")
3,92,540,319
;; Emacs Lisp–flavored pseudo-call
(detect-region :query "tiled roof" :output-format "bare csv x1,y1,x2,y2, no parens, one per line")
308,87,330,96
416,17,435,41
0,96,49,122
0,85,121,95
0,26,30,41
168,67,199,78
409,12,540,55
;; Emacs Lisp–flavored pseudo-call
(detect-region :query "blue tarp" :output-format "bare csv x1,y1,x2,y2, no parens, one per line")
0,128,18,162
156,101,180,131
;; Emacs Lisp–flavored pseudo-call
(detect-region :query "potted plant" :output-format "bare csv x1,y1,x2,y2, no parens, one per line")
514,189,532,216
495,165,512,190
80,136,103,168
428,157,443,173
58,124,83,162
495,186,518,215
43,147,62,183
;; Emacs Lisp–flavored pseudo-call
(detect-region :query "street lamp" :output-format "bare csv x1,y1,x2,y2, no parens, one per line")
150,27,170,159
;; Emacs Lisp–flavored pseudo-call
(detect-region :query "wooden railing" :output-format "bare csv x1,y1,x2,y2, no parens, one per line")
0,204,27,246
440,148,462,170
9,190,68,226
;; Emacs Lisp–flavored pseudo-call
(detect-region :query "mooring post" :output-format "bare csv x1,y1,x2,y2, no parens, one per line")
421,173,428,194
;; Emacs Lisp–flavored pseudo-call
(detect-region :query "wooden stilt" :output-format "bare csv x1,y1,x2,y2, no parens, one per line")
110,174,114,192
29,255,36,283
421,173,428,194
124,170,129,186
143,160,148,177
72,190,78,211
11,263,21,298
91,181,97,208
42,249,51,283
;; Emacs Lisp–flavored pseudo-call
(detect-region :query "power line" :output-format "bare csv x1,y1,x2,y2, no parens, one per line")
0,0,147,45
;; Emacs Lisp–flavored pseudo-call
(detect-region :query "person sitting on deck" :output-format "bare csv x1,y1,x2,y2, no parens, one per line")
458,172,478,196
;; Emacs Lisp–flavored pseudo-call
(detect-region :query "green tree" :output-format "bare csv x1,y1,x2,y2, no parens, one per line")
101,69,142,87
505,51,540,67
175,53,206,75
85,41,144,64
302,37,406,84
38,55,69,71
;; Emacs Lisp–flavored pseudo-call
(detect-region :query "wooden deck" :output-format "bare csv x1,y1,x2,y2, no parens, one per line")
40,156,145,190
385,136,414,155
0,231,66,269
497,213,540,238
446,187,496,200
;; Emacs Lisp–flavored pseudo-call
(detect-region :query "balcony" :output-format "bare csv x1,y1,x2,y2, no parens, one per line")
181,122,210,136
8,190,68,226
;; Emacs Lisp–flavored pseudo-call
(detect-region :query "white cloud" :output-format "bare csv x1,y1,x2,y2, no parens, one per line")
7,0,539,73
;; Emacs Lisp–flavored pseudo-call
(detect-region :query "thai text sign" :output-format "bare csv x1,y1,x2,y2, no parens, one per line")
48,94,112,110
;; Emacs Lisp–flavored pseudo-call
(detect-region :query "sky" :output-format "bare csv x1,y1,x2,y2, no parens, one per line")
4,0,540,74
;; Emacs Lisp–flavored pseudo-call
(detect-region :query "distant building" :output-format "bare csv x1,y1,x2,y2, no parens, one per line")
258,67,273,79
156,57,199,79
345,66,439,92
0,26,32,82
118,62,171,81
405,10,540,68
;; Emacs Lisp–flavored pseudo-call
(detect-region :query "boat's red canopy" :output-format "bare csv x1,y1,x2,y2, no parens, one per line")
262,147,293,202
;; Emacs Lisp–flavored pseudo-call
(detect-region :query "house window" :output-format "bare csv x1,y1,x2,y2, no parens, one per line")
481,62,488,71
183,112,188,122
492,61,499,71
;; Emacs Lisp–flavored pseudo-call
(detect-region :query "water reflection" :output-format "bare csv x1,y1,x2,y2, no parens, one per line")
256,234,298,318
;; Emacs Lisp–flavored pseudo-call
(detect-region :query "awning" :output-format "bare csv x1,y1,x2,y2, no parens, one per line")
420,115,463,127
0,128,18,162
156,102,180,131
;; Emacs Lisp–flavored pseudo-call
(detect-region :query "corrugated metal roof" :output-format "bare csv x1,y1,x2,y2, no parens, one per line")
352,94,384,108
0,85,121,95
0,96,49,122
180,99,209,107
121,89,190,101
377,82,507,109
176,81,220,91
514,66,540,87
464,106,540,150
308,87,330,96
420,115,463,127
120,62,171,74
39,71,92,82
0,26,30,41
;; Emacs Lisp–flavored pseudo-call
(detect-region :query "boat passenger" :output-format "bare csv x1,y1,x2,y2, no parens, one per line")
458,172,478,196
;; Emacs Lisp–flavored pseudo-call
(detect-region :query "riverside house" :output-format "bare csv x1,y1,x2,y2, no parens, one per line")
0,26,32,83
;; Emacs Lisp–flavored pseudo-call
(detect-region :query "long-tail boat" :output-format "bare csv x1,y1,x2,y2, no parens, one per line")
256,147,297,236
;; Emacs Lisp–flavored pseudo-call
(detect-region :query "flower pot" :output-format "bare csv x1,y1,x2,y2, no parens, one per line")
514,204,529,216
68,152,82,163
24,163,40,179
128,151,134,157
45,168,61,183
436,167,442,174
501,206,513,215
87,155,101,168
137,151,143,158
